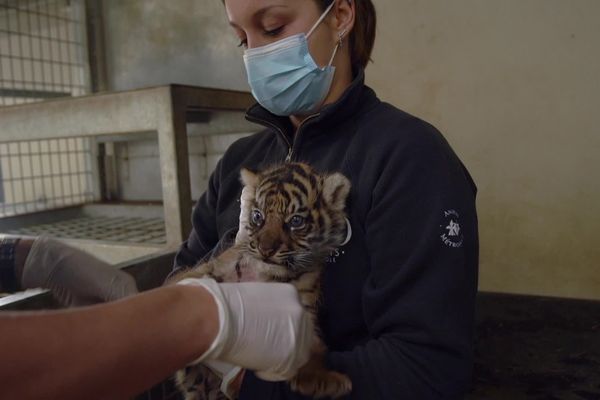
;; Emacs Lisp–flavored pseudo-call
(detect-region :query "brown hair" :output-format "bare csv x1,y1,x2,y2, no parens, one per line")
318,0,377,68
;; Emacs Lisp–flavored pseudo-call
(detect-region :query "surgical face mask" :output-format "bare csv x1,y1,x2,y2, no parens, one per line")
243,1,343,116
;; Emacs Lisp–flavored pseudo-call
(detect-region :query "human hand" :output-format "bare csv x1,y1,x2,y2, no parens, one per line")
177,278,313,381
21,236,138,306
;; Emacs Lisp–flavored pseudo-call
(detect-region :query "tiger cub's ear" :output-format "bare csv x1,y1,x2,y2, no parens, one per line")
240,167,259,189
322,173,351,211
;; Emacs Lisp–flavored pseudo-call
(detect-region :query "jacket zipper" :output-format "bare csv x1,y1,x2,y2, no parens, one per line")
246,112,320,163
288,113,320,162
245,114,292,161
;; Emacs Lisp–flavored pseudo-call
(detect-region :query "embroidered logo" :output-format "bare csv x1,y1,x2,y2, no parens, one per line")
440,209,464,248
326,217,352,263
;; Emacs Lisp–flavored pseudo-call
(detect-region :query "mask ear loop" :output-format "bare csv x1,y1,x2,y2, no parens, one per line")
327,28,347,66
307,0,337,39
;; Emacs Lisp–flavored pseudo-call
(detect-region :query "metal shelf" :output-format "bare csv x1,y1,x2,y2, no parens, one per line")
0,84,257,247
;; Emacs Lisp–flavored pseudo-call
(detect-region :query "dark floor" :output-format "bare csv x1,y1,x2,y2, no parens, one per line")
468,293,600,400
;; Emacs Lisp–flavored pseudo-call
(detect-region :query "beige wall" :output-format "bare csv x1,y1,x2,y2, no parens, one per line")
367,0,600,299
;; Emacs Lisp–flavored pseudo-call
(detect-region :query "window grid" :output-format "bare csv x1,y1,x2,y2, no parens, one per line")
0,137,96,218
0,0,89,106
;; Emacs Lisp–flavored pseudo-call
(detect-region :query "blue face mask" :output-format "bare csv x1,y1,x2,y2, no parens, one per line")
243,1,342,116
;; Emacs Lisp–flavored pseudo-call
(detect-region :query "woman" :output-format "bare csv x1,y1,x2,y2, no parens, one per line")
175,0,479,398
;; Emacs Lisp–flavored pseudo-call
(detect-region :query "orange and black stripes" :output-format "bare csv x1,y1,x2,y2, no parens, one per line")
239,162,350,276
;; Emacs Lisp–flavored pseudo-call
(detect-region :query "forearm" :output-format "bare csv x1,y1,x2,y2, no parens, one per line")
0,284,218,400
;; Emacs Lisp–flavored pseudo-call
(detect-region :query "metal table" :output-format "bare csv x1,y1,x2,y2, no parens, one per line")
0,84,256,248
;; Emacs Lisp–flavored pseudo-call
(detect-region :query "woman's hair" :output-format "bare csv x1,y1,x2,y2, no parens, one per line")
318,0,377,69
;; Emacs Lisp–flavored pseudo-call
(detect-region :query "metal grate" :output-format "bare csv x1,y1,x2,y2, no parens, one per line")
0,0,89,106
0,1,94,218
0,137,96,217
7,215,166,244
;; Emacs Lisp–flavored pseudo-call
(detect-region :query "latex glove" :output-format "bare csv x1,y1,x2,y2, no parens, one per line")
21,236,138,306
177,278,313,381
203,359,242,399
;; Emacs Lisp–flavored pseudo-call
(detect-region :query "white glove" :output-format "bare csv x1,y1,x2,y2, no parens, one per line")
203,359,242,399
22,236,138,306
177,278,313,381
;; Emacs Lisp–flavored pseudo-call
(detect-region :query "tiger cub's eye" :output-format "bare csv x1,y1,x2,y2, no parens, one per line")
252,209,264,226
289,215,305,229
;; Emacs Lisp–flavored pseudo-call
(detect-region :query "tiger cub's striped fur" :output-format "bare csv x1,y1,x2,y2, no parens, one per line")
170,162,352,399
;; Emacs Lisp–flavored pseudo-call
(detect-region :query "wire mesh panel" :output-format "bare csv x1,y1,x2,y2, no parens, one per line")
0,1,94,217
0,137,96,217
0,0,89,106
7,215,166,244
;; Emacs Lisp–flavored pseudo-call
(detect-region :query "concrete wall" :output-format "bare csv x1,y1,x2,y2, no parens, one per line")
103,0,247,91
368,0,600,300
101,1,600,300
114,133,247,201
102,0,252,203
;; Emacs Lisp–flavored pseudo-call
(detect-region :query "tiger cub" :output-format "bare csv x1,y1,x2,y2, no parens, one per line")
169,162,353,399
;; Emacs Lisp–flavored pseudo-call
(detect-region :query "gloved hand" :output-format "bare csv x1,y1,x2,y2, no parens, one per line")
177,278,313,381
21,236,138,306
203,359,242,399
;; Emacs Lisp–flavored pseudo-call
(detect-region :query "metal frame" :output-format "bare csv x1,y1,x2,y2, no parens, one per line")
0,84,257,248
83,0,107,93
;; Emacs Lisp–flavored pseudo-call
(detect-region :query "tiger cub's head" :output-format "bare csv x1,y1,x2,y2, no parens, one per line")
237,162,351,276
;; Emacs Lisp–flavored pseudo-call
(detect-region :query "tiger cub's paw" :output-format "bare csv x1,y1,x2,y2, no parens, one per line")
290,369,352,399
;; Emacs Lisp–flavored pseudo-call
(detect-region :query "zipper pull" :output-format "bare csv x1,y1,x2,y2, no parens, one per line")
285,147,292,162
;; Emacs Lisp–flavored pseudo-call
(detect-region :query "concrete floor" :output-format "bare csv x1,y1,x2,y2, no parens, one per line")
468,293,600,400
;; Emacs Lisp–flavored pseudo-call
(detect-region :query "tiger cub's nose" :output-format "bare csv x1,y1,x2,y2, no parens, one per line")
258,243,279,259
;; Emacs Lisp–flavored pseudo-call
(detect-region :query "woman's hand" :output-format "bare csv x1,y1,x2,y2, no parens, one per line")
21,236,138,306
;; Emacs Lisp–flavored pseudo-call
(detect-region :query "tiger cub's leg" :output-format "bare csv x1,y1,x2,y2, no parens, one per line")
166,247,243,284
166,257,220,284
290,338,352,399
175,364,227,400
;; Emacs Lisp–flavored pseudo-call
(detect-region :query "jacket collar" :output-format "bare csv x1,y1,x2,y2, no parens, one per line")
244,67,379,143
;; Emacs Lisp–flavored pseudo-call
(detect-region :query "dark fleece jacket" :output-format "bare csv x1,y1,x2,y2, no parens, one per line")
174,68,479,399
